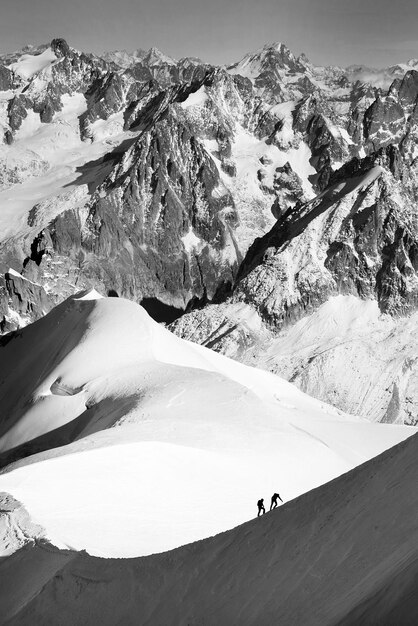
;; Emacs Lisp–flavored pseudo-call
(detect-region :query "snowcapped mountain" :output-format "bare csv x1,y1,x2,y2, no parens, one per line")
3,36,418,623
0,39,318,330
100,48,148,68
172,295,418,425
2,37,418,424
171,142,418,424
227,41,348,104
170,46,418,425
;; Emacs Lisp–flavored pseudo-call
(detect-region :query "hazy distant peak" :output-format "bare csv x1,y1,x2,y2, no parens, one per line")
250,41,296,60
178,56,205,67
227,41,307,80
267,41,292,53
345,58,418,89
143,46,176,66
0,42,49,65
100,48,148,68
297,51,311,65
132,48,147,58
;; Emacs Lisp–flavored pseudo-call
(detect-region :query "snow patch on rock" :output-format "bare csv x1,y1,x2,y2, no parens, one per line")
8,48,58,80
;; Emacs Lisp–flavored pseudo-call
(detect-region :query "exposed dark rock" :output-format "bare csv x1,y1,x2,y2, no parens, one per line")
231,145,418,330
4,271,52,322
7,95,33,132
140,297,185,323
363,96,405,148
0,64,14,91
51,38,71,58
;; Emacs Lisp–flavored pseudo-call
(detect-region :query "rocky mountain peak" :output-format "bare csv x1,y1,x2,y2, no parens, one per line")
142,46,176,66
50,37,71,58
100,48,147,68
178,56,204,67
297,51,311,66
397,69,418,104
268,41,294,56
227,41,305,78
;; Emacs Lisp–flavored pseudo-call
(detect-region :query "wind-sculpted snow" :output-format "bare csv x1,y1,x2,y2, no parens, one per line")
1,423,418,624
0,292,414,559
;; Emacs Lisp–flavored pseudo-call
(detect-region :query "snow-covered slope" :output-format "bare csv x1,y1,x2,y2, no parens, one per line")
174,295,418,425
1,418,418,624
0,292,414,558
0,94,136,243
8,47,58,80
254,295,418,425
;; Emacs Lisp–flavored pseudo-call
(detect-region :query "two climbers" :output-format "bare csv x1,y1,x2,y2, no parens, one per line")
257,492,283,516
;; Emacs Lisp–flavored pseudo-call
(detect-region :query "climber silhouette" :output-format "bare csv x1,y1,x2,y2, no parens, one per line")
270,492,283,511
257,498,266,517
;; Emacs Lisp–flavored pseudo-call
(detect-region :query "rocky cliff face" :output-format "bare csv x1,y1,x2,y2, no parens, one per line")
0,40,321,327
233,146,418,325
169,53,418,424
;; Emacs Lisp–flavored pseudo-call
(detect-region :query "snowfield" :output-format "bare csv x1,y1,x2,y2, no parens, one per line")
0,93,138,244
0,291,414,558
255,294,418,423
1,422,418,624
8,48,58,79
178,293,418,425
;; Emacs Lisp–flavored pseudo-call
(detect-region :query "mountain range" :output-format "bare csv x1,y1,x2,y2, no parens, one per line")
2,38,418,422
2,37,418,623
